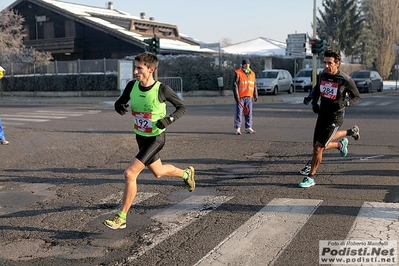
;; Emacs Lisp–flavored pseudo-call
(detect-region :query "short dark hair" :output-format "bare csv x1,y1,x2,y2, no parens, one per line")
135,52,159,69
324,50,341,63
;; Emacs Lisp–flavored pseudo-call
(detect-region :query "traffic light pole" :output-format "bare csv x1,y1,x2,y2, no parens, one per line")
152,34,160,80
312,0,317,88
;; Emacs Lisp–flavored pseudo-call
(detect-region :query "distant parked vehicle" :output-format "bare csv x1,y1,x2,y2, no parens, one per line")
256,69,293,95
349,70,383,93
292,68,324,92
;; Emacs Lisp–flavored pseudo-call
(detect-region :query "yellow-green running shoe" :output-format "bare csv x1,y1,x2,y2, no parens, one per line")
103,214,126,229
184,166,195,192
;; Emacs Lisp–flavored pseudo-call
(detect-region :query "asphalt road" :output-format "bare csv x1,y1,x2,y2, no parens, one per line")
0,92,398,266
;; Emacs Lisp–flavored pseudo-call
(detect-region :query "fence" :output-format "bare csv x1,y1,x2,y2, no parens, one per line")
158,77,183,96
1,59,184,96
1,59,119,76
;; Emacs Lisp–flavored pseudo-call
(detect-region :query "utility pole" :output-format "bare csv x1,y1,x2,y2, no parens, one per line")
312,0,317,88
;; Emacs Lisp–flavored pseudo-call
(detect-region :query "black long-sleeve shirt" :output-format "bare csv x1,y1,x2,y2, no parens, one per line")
312,70,361,115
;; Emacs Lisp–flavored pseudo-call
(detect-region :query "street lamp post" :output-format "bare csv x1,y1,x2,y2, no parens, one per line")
392,45,399,91
312,0,317,88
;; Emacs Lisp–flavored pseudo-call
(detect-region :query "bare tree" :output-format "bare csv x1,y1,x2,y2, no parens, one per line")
365,0,399,79
0,8,25,62
220,38,233,48
0,8,52,65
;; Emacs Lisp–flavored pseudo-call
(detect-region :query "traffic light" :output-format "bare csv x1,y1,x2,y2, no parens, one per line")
311,39,317,54
315,39,324,55
152,34,160,54
311,39,327,55
319,40,328,54
144,38,153,52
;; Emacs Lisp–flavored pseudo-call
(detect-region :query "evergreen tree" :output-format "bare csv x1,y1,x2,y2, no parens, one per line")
316,0,363,62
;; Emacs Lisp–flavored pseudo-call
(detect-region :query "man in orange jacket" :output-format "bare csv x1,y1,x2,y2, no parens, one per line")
233,59,258,135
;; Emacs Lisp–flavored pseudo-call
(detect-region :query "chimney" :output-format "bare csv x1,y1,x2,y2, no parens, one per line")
140,12,146,19
108,2,113,10
149,17,154,21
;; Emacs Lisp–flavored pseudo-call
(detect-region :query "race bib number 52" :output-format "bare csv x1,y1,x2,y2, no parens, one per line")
320,81,338,100
132,111,152,133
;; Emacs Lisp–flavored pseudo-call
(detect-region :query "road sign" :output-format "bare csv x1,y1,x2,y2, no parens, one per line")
286,52,306,58
200,43,220,49
288,42,306,48
286,33,307,58
286,48,306,54
287,33,307,42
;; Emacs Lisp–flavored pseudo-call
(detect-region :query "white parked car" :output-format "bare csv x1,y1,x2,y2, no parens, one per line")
292,68,324,92
256,69,293,95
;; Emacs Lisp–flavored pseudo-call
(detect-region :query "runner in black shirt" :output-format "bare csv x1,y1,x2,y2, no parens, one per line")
299,50,361,188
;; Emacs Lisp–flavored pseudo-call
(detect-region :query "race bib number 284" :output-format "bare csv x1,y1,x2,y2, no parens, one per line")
320,81,338,100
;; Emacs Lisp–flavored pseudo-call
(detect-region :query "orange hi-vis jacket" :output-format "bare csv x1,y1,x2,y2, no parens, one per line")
235,68,256,98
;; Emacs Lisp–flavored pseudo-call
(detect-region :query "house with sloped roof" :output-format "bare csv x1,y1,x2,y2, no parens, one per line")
5,0,214,61
221,37,287,56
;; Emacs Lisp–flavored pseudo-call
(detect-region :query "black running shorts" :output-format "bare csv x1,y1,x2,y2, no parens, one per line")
313,113,343,147
135,133,165,166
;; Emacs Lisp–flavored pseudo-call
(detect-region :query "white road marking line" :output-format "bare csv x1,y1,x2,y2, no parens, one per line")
345,202,399,241
360,155,385,161
0,110,101,125
36,110,101,116
0,114,66,119
35,112,84,116
357,102,374,106
376,101,394,106
195,198,322,266
1,122,25,126
0,117,49,122
127,195,233,262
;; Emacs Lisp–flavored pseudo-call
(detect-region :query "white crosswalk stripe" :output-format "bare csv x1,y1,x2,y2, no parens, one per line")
126,195,233,263
194,198,322,266
1,109,101,125
1,117,49,122
36,110,100,116
326,202,399,266
114,196,398,264
2,114,67,119
3,189,396,264
345,202,399,241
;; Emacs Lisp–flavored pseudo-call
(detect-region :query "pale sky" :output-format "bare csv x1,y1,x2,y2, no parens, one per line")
1,0,323,44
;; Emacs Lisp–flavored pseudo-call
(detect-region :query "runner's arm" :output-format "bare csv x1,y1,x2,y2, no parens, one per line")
345,78,361,106
159,84,186,120
114,80,134,114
